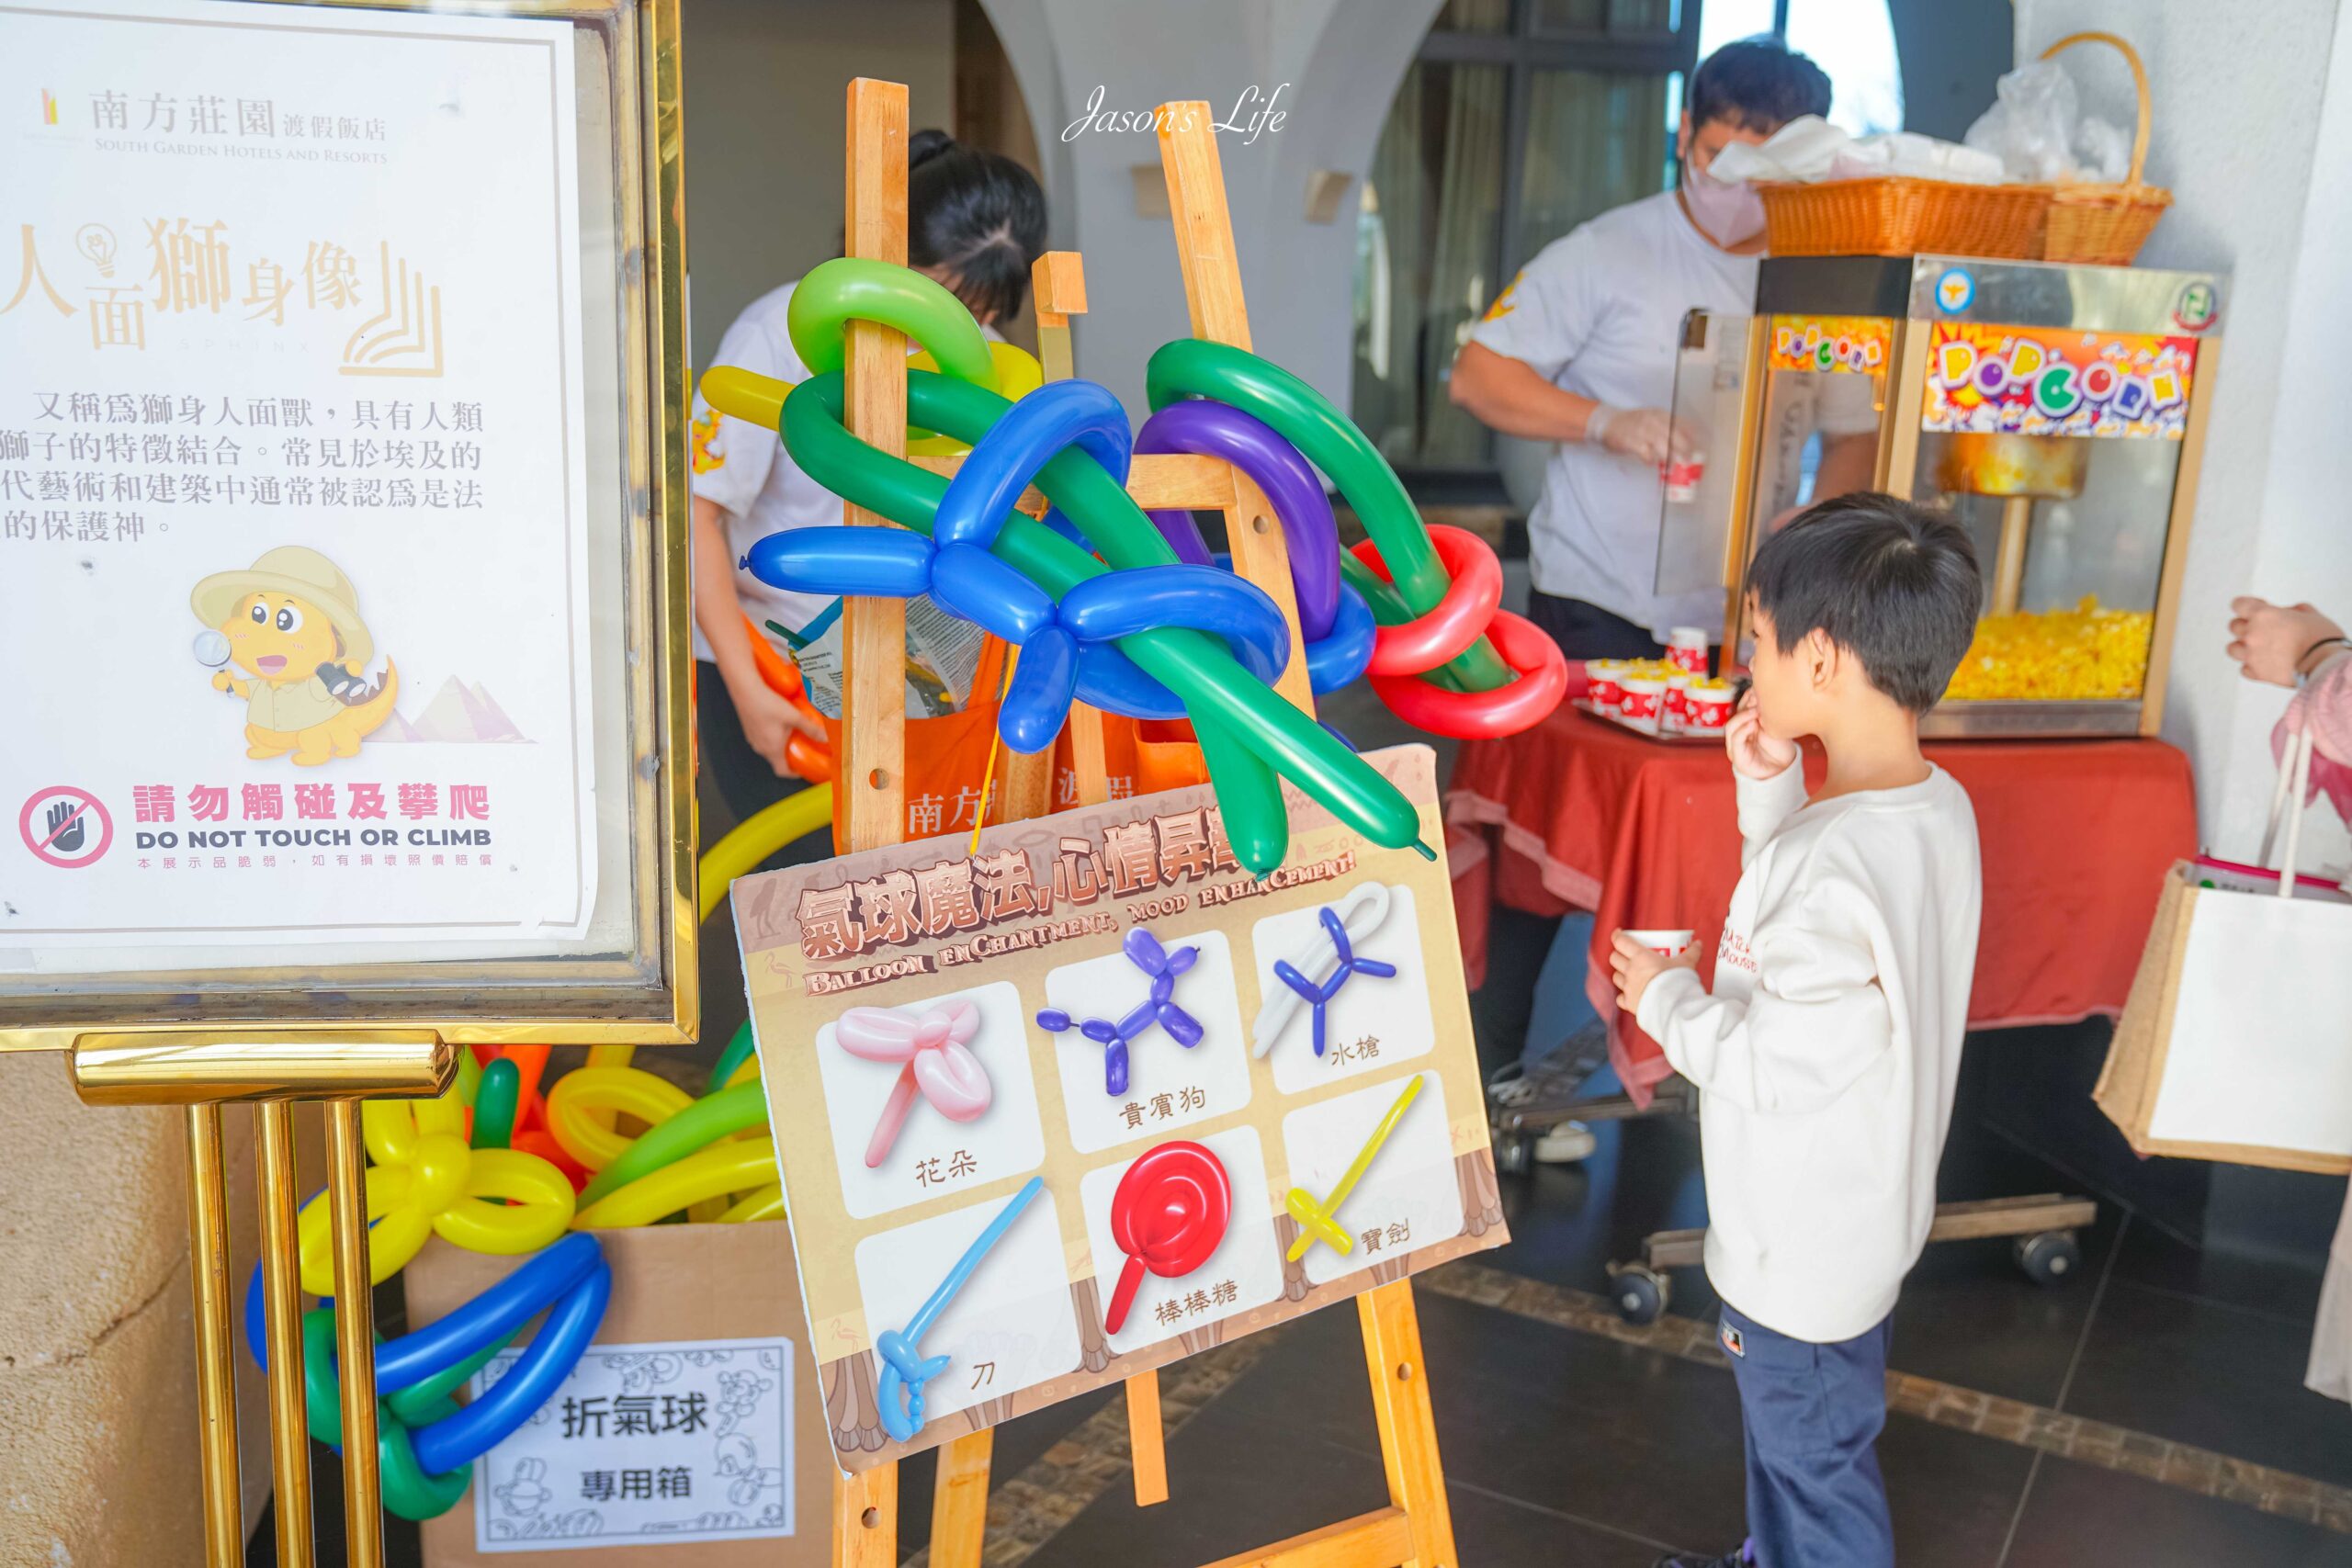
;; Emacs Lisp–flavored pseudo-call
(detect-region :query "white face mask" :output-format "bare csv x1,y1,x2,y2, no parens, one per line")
1682,156,1766,247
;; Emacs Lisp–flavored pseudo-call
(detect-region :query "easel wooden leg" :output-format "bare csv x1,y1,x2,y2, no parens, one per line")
930,1428,996,1566
833,73,916,1563
832,1466,899,1568
1031,243,1176,1515
1358,1280,1458,1568
1125,1371,1171,1506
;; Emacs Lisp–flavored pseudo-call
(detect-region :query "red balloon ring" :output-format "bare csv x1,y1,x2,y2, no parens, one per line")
1355,525,1501,678
1352,526,1568,740
1104,1140,1231,1334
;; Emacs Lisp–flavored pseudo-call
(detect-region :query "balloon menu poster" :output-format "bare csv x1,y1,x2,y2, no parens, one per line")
0,0,605,976
737,745,1506,1472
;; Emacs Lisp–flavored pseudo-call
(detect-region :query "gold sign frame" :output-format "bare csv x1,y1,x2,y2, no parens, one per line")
0,0,697,1052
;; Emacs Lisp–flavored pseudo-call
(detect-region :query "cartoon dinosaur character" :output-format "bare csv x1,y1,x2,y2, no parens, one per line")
190,546,399,766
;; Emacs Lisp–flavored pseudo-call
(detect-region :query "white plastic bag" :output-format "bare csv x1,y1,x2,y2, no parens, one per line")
1965,61,2080,182
1967,60,2132,184
2073,115,2131,183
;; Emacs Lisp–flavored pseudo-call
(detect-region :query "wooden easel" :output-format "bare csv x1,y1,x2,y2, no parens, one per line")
827,77,1459,1568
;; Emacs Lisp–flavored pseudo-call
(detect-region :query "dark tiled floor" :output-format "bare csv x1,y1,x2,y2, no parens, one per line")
2061,1277,2352,1489
2002,1455,2352,1568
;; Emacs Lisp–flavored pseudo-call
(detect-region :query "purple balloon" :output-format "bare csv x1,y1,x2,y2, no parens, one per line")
1135,400,1342,640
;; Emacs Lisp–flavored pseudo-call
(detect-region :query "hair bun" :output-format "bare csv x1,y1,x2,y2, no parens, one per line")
909,128,957,170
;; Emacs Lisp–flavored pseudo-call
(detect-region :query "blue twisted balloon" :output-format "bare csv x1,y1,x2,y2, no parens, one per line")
1273,906,1397,1059
748,381,1295,754
242,1232,613,1477
1035,928,1203,1096
876,1177,1046,1441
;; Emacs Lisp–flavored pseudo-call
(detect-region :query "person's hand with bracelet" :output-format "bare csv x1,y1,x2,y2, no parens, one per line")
2227,597,2347,688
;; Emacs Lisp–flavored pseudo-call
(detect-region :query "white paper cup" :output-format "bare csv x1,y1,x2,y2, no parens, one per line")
1665,673,1693,729
1623,928,1696,957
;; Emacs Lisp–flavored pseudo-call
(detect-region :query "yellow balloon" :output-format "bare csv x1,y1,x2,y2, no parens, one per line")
430,1150,580,1256
292,1141,575,1293
295,1171,431,1293
698,785,834,922
363,1086,467,1168
580,1043,639,1134
546,1066,694,1172
905,341,1043,457
719,1185,786,1224
572,1139,780,1230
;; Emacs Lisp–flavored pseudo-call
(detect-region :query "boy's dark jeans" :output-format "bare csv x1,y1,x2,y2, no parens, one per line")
1718,1301,1896,1568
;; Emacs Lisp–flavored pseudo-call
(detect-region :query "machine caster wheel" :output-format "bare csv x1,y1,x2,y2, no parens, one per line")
1610,1263,1668,1325
2015,1230,2081,1288
1494,1133,1532,1176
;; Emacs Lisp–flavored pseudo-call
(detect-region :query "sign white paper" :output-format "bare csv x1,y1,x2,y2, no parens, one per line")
0,0,598,968
469,1337,797,1552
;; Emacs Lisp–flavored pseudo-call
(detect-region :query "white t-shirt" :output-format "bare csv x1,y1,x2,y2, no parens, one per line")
689,281,1007,663
1469,191,1874,639
689,279,842,663
1636,761,1983,1344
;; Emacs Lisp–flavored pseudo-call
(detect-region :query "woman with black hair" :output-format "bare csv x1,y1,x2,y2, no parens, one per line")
688,129,1046,825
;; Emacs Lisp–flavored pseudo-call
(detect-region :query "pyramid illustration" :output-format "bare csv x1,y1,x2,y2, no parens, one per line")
379,675,528,743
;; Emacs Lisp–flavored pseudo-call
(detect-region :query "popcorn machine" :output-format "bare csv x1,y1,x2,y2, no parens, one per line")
1660,254,2223,737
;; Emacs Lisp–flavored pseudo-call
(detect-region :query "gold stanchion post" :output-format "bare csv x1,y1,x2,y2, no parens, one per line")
325,1100,385,1568
254,1100,314,1568
184,1103,245,1567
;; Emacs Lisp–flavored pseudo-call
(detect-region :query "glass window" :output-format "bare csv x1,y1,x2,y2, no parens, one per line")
1353,60,1507,468
1696,0,1905,135
1516,68,1671,260
1436,0,1511,32
1351,0,1704,474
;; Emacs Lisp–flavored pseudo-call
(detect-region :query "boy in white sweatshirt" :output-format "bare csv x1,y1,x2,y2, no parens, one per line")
1611,493,1984,1568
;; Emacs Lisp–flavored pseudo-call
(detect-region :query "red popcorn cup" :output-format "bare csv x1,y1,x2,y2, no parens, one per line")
1667,626,1710,676
1685,678,1735,730
1586,659,1626,709
1623,928,1697,957
1665,673,1693,728
1662,456,1705,503
1618,676,1665,733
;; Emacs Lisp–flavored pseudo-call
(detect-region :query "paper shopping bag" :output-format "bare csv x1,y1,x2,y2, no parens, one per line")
2096,858,2352,1175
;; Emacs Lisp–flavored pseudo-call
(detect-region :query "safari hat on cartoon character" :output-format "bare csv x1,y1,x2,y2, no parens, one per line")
189,545,375,665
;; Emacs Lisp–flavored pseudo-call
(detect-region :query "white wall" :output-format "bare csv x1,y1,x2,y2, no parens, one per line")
682,0,956,371
2016,0,2352,877
976,0,1442,421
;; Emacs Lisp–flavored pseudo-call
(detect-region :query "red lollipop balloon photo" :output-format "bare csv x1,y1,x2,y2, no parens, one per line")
1103,1140,1232,1334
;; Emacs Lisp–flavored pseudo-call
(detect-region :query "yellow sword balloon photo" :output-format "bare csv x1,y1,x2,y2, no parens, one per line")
1284,1075,1425,1262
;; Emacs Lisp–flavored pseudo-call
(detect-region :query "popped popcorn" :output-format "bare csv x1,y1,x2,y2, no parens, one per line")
1944,596,2154,702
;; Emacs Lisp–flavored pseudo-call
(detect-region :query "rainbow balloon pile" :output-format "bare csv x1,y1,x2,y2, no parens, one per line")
236,1029,776,1519
702,258,1568,874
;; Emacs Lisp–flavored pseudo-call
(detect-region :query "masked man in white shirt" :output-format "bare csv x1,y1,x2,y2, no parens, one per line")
1452,36,1876,663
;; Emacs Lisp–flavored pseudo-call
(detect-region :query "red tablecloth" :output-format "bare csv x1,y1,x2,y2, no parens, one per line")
1446,707,2199,1104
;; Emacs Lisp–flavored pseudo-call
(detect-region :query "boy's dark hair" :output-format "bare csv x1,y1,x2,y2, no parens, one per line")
1745,492,1983,713
908,129,1047,324
1689,37,1833,133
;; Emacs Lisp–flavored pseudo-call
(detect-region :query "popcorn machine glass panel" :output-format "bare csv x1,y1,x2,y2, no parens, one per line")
1668,255,2222,740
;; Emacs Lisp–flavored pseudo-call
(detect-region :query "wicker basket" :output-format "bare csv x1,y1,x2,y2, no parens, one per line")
2037,31,2172,265
1758,175,2050,260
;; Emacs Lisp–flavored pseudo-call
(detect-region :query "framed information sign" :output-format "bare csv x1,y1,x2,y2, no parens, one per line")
0,0,695,1048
